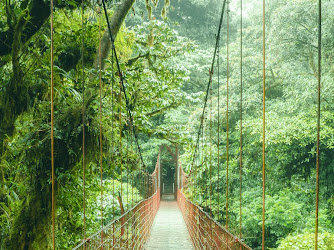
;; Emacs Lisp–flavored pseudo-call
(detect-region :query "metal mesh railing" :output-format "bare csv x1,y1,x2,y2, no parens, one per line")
73,156,161,250
177,166,252,250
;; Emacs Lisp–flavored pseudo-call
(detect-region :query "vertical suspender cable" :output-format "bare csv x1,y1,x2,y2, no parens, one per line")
119,79,123,198
126,126,129,206
193,145,197,201
315,0,321,249
262,0,266,249
136,160,138,202
126,128,129,246
130,125,134,206
81,0,86,243
217,37,221,221
50,0,55,248
111,48,116,246
98,0,104,245
193,142,197,201
201,114,205,202
209,84,213,215
226,0,230,231
239,0,243,242
141,162,144,198
209,76,213,247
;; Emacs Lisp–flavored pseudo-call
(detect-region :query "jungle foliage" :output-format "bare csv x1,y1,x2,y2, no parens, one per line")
177,0,334,249
0,0,333,249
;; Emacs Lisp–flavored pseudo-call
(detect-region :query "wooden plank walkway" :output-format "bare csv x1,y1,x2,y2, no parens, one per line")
145,195,194,250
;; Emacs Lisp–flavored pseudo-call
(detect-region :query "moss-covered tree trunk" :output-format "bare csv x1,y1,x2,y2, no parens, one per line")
3,0,136,248
93,0,136,71
6,179,52,249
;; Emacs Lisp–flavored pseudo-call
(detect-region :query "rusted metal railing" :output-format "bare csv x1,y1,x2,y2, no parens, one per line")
177,165,252,250
73,156,161,250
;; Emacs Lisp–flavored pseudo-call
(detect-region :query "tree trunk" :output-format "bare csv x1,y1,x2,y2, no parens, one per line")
1,1,136,248
0,0,82,57
93,0,136,71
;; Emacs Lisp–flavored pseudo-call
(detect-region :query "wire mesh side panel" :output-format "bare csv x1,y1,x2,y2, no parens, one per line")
177,166,252,250
73,155,161,250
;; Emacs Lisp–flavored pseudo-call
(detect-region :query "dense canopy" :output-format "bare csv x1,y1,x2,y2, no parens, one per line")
0,0,333,249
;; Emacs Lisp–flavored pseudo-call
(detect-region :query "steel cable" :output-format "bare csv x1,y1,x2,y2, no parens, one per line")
226,0,230,231
101,0,146,171
217,33,221,222
191,0,227,170
98,0,104,246
262,0,266,248
50,0,55,248
81,0,86,245
315,0,321,249
240,0,243,243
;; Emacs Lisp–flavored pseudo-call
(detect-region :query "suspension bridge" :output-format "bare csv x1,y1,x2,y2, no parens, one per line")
72,147,253,250
46,0,323,249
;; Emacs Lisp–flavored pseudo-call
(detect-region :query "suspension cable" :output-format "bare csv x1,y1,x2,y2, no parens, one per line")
217,35,221,221
209,72,213,247
193,144,198,201
98,0,104,245
209,82,213,216
81,0,86,243
50,0,55,248
127,128,129,205
226,0,230,231
240,0,243,242
111,48,116,246
119,77,123,198
191,0,227,169
126,126,129,248
262,0,266,249
315,0,321,249
101,0,146,170
201,112,205,203
130,122,134,206
204,113,206,199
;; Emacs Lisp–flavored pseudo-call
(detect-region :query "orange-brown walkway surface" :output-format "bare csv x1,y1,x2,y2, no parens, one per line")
145,195,194,250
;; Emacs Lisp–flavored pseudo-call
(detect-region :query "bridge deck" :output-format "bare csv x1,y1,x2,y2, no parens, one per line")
145,195,194,250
